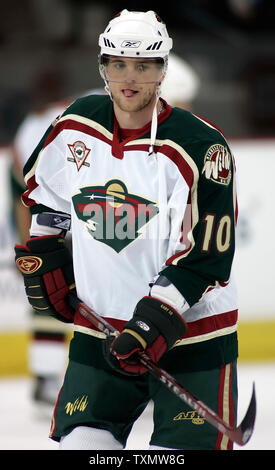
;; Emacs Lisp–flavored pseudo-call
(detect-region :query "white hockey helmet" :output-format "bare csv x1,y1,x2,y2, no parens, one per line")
98,9,173,59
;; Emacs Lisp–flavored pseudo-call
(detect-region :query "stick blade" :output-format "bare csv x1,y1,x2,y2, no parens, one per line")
237,382,256,446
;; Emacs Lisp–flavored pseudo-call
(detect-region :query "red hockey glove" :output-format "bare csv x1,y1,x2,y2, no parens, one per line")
104,296,187,375
15,235,75,322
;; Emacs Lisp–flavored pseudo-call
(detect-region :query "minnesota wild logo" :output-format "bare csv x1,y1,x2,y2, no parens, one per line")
202,144,231,185
72,179,159,253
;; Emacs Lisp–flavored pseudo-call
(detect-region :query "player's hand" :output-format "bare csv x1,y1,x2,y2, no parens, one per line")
15,235,75,322
104,295,187,375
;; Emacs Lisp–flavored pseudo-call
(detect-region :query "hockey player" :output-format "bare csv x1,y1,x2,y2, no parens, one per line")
15,10,239,450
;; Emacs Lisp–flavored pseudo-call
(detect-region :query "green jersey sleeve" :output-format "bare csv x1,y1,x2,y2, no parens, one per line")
161,136,237,308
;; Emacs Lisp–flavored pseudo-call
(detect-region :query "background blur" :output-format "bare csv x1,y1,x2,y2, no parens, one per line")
0,0,274,450
1,0,275,142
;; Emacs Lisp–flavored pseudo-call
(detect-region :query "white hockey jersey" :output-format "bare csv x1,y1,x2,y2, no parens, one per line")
22,94,238,358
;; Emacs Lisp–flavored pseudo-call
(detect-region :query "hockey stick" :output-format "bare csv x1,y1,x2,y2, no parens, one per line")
68,294,256,446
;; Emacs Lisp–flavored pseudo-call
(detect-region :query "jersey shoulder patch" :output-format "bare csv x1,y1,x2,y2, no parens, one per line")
202,143,232,185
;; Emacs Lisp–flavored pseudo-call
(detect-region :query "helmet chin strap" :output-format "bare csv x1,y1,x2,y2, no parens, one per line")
148,85,161,158
104,80,113,100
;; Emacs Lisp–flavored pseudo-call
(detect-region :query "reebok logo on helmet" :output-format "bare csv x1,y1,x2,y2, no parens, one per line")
121,40,141,48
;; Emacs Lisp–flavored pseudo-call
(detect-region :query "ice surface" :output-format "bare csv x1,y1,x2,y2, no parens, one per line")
0,362,274,450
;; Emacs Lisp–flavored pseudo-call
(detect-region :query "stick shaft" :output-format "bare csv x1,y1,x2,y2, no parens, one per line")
69,294,255,446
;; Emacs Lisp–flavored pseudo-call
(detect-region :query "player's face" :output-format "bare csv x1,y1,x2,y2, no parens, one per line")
106,57,163,113
104,57,164,84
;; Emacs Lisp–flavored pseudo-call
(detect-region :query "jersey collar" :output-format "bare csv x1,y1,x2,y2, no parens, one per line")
111,99,172,159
